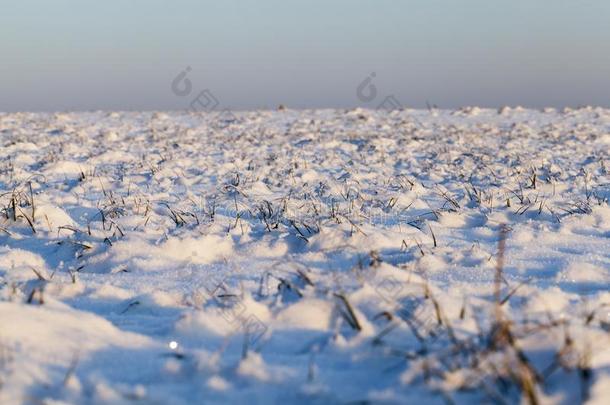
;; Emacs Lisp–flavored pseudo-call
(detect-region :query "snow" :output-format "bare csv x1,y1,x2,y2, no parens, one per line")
0,107,609,404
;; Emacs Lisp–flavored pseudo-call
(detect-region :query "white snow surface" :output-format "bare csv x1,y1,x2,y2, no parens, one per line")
0,107,609,404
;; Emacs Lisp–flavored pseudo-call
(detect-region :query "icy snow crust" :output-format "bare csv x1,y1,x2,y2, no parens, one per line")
0,107,609,404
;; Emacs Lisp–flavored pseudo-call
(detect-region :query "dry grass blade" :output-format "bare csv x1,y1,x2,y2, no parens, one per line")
334,293,362,331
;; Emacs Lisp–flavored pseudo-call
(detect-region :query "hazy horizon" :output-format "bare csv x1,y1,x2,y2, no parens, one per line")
2,0,609,112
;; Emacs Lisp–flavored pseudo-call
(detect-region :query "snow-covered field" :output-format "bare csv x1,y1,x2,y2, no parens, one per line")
0,107,609,404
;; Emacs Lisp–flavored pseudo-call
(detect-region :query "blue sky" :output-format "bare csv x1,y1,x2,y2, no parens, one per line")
1,0,609,111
